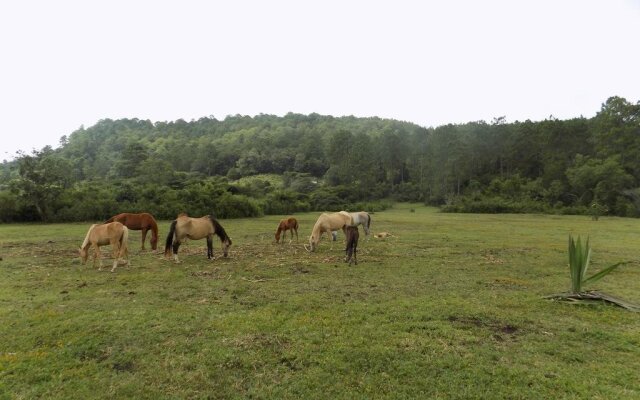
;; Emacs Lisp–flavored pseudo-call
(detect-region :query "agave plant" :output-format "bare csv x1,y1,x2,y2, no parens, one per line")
568,235,624,293
545,235,638,311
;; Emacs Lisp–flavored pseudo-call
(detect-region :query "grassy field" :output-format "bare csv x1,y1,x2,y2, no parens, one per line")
1,204,639,399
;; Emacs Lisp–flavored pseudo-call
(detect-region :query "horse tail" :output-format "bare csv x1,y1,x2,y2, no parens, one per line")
293,218,299,230
120,226,129,257
209,215,231,245
149,215,159,239
164,220,177,256
366,213,371,230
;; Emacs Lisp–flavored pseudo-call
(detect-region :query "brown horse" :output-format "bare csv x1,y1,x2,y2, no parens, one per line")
275,217,299,244
164,214,232,263
304,212,352,252
106,212,159,250
79,222,130,272
344,226,359,266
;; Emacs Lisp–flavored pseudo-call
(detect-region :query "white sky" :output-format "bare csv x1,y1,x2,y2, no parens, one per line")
1,0,639,160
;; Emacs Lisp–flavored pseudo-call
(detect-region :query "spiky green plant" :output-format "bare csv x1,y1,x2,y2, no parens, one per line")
568,235,627,293
547,235,639,312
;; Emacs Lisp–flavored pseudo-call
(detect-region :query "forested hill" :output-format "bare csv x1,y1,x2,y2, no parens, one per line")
1,96,639,222
56,113,427,181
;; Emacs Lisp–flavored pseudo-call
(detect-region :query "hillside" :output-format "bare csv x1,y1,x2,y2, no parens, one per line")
1,96,639,222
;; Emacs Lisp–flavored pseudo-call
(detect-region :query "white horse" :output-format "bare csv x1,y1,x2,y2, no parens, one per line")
340,211,371,236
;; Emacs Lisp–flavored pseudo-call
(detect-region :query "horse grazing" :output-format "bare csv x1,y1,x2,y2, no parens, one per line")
106,212,159,250
340,211,372,236
304,212,352,252
344,226,359,266
275,217,299,244
164,215,232,263
79,222,130,272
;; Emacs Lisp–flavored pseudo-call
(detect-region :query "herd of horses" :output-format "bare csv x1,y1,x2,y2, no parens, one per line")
79,210,372,271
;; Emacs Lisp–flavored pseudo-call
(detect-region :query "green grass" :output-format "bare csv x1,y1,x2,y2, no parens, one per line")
1,204,639,399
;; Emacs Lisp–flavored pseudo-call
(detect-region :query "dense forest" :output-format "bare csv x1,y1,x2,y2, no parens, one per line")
1,96,639,222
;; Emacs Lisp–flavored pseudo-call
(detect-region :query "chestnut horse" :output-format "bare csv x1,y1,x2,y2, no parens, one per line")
275,217,299,244
79,222,130,272
164,214,232,263
106,212,159,250
304,212,352,252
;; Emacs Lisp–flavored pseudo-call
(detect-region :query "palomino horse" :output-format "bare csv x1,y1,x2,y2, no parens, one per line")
106,212,159,250
79,222,130,272
340,211,372,236
275,217,299,244
344,226,359,266
304,212,352,252
164,215,232,262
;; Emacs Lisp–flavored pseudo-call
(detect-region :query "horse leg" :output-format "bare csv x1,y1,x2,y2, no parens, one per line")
141,228,147,250
295,227,298,242
111,240,120,272
94,246,102,271
172,240,181,263
207,236,214,260
353,244,358,265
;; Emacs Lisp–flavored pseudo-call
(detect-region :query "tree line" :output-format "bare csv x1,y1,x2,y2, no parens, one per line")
1,96,638,222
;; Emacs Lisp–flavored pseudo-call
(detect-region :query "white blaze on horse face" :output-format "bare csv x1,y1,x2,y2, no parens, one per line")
174,254,179,263
222,240,230,257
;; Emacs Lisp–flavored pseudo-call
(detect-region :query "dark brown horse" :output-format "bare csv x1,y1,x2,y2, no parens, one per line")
344,226,359,266
275,217,299,244
106,212,159,250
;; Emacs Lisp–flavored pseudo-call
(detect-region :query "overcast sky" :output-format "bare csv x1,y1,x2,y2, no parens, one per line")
1,0,639,160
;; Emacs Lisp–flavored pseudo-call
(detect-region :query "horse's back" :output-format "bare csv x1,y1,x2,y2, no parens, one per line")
176,215,213,240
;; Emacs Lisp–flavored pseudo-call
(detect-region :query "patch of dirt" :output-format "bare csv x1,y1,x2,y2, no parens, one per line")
448,315,521,338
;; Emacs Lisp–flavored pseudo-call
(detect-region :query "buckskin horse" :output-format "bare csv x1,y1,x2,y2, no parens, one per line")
106,212,159,250
164,214,232,263
304,212,352,252
275,217,299,244
79,222,130,272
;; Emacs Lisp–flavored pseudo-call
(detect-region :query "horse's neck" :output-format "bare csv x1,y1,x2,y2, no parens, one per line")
81,225,96,249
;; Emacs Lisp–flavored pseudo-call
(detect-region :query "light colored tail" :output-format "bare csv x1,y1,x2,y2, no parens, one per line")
120,226,129,260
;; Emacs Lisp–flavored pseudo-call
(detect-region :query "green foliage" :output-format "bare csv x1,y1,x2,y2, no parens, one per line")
567,235,625,293
1,97,640,221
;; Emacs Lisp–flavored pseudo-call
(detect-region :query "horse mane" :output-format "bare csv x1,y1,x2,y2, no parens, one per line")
81,224,98,249
311,214,327,238
208,215,231,244
148,214,159,237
